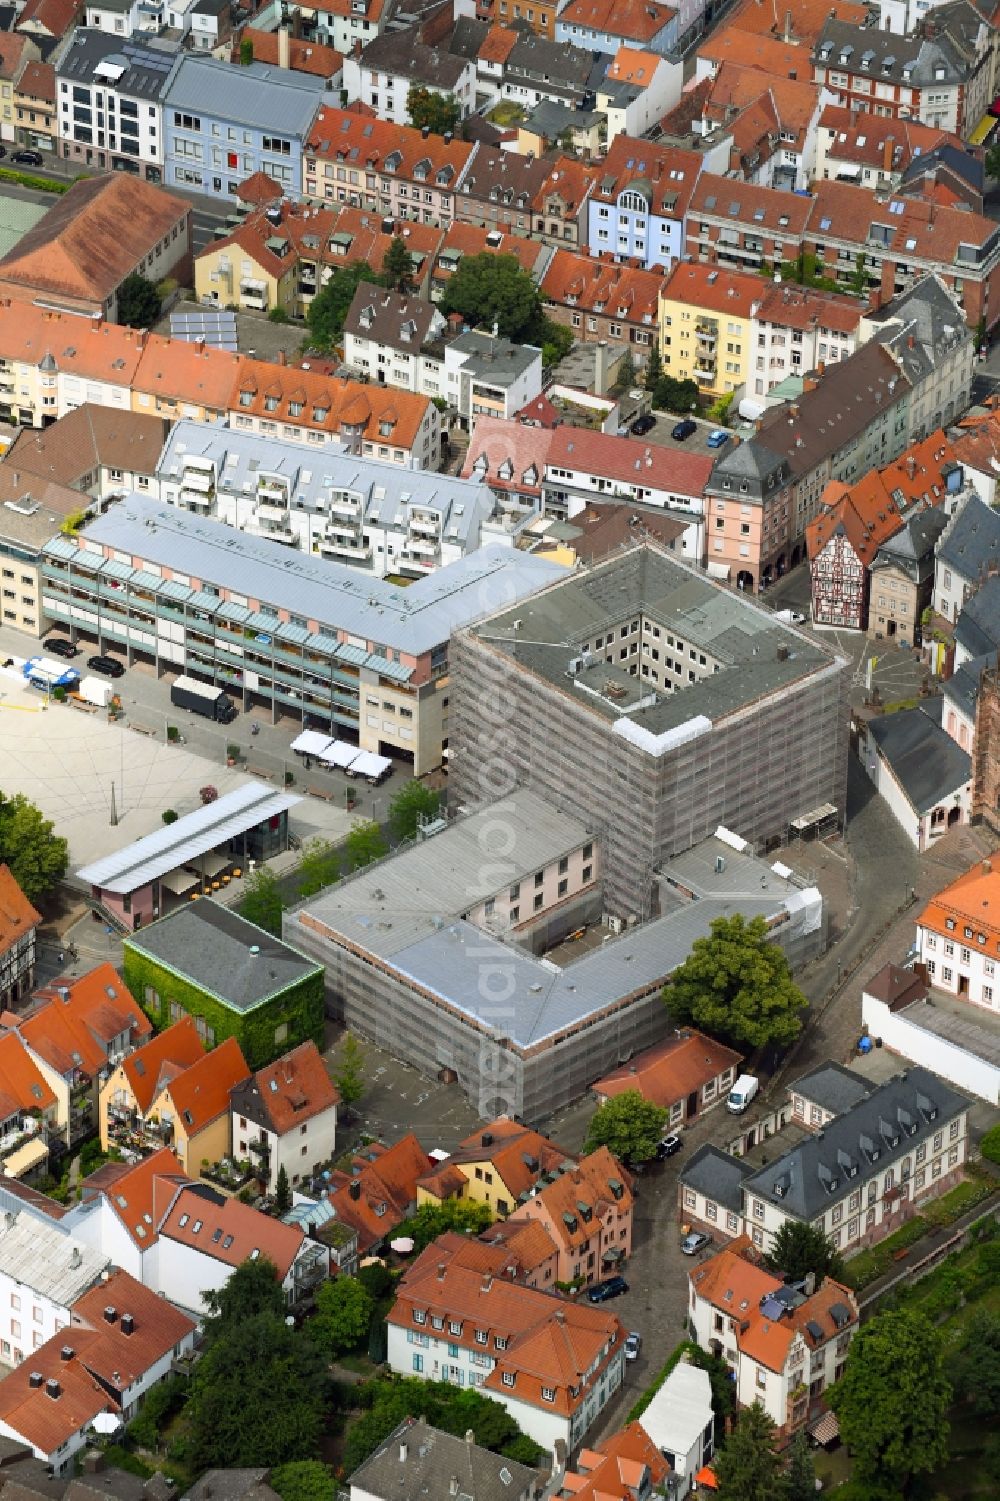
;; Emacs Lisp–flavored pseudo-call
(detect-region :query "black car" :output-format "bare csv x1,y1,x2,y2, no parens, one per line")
671,419,698,441
0,147,6,160
656,1134,683,1159
587,1275,629,1303
44,637,78,659
11,150,43,167
87,654,125,678
630,413,655,436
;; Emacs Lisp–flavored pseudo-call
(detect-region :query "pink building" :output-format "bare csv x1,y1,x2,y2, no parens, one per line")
510,1146,633,1288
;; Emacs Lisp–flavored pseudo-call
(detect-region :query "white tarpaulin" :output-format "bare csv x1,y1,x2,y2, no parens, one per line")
349,750,392,781
291,730,335,757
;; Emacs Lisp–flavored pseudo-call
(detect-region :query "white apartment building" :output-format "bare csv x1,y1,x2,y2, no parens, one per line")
932,492,1000,626
688,1238,858,1441
746,284,863,400
0,1215,109,1369
156,420,504,579
56,30,179,182
915,858,1000,1010
229,1042,339,1196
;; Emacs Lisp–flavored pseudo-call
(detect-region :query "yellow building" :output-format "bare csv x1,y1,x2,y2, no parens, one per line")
416,1116,576,1220
100,1017,250,1176
658,262,762,402
195,224,299,317
13,58,53,151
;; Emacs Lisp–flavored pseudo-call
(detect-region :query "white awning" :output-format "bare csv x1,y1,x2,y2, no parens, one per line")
738,397,766,421
319,740,361,770
192,852,229,878
291,730,335,757
707,561,731,580
349,750,392,781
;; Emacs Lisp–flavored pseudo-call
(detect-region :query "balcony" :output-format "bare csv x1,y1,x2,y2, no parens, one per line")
257,481,288,503
328,495,362,517
694,363,717,382
258,524,297,545
320,536,371,559
181,468,214,493
404,537,440,557
180,487,213,508
257,500,289,522
107,1105,173,1157
408,514,442,535
695,324,718,346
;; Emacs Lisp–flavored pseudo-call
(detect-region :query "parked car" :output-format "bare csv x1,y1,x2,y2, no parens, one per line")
671,418,697,441
706,428,729,449
681,1230,712,1256
656,1134,683,1160
87,654,125,678
11,150,43,167
630,413,655,436
587,1275,629,1302
989,95,1000,117
44,637,78,658
624,1331,642,1361
0,147,6,160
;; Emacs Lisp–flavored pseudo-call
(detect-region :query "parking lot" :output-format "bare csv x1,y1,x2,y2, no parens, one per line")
628,410,735,461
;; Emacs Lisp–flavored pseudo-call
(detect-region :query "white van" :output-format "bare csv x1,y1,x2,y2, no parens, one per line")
727,1074,759,1114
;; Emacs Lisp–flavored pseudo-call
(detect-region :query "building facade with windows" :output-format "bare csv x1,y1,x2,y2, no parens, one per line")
585,138,703,270
915,859,1000,1010
0,867,41,1011
55,29,179,181
162,56,332,198
41,494,561,772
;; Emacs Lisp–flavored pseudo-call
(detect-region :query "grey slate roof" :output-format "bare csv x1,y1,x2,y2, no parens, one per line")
870,505,949,583
935,493,1000,583
678,1143,749,1216
813,18,968,86
899,141,983,196
865,274,969,391
348,1417,539,1501
59,493,562,655
184,1474,279,1501
707,439,790,498
506,32,597,92
344,281,444,355
789,1061,874,1116
942,650,993,720
57,29,182,101
867,704,970,814
742,1065,971,1222
125,901,322,1013
955,575,1000,660
357,27,470,88
449,328,542,386
164,56,331,134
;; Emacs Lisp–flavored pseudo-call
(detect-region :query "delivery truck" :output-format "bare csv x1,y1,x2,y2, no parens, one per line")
78,676,113,709
170,675,237,723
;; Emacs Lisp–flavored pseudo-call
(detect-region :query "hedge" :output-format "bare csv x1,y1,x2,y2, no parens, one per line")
0,167,71,193
980,1123,1000,1166
844,1216,929,1290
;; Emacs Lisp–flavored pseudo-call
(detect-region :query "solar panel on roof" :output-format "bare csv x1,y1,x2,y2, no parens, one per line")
170,309,238,352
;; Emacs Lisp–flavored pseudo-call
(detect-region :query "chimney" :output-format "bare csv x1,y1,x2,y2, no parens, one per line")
104,1307,118,1324
465,1430,475,1450
594,339,609,396
399,1443,408,1463
984,859,992,874
883,134,895,174
70,1248,82,1270
803,1270,816,1296
136,328,148,350
121,1314,135,1336
45,1379,60,1400
907,333,915,350
437,1261,446,1280
277,350,287,367
278,24,290,69
348,1181,361,1200
481,1274,493,1293
60,1346,74,1362
449,1481,459,1498
28,1373,43,1389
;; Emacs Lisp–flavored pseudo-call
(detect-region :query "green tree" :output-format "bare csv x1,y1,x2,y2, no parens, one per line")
714,1403,786,1501
948,1309,1000,1417
357,1260,393,1300
829,1308,951,1491
202,1255,286,1339
986,141,1000,181
784,1429,816,1501
307,262,382,350
238,864,285,937
297,836,340,897
396,1198,494,1252
0,792,68,904
707,390,734,423
583,1089,667,1165
406,85,460,136
334,1031,365,1114
382,233,415,294
310,1275,374,1356
651,374,699,414
270,1461,335,1501
239,35,254,65
387,780,440,842
644,343,662,391
664,912,807,1050
850,250,868,298
117,272,161,329
439,253,544,344
341,1377,543,1475
344,819,388,870
764,1221,845,1284
614,348,636,394
275,1163,291,1215
187,1312,327,1469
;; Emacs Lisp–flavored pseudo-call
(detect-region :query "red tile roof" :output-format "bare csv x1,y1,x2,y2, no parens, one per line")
0,865,41,958
159,1184,306,1278
305,107,475,182
15,60,55,105
462,414,554,497
564,1424,671,1501
532,156,600,219
70,1269,196,1389
590,137,703,221
753,280,865,336
511,1146,632,1254
326,1133,433,1254
557,0,676,43
433,221,548,281
690,171,813,235
236,170,283,207
698,25,807,78
540,249,663,327
119,1017,205,1117
438,1117,576,1202
21,963,150,1078
818,105,966,176
806,178,998,261
234,1040,339,1136
83,1147,189,1250
548,425,714,498
161,1035,250,1135
917,857,1000,947
231,360,433,452
661,260,763,317
15,0,81,37
726,0,866,43
134,336,241,414
806,430,956,564
595,1030,742,1110
478,24,520,63
236,28,343,77
391,1246,624,1418
0,1031,56,1123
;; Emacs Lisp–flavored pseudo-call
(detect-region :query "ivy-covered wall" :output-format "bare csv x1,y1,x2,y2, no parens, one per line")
122,946,325,1069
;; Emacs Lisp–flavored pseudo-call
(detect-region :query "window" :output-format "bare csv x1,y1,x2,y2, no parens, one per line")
541,1385,555,1402
502,1372,516,1387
